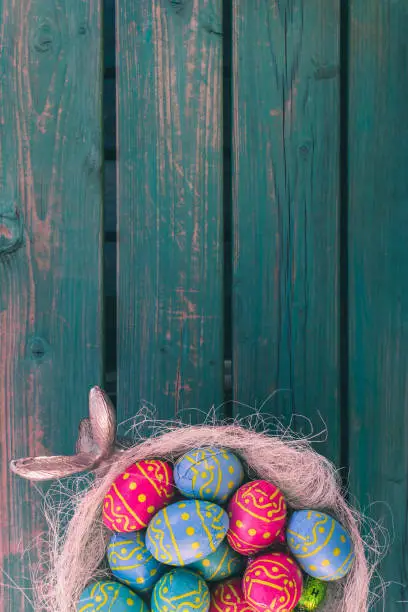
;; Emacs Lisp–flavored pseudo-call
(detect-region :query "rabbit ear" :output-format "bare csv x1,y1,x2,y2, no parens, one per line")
9,452,98,481
76,418,100,455
10,386,118,482
88,386,116,456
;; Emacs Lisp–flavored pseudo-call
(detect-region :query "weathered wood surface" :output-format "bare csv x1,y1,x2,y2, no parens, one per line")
0,1,103,609
231,0,341,462
116,0,224,424
348,1,408,608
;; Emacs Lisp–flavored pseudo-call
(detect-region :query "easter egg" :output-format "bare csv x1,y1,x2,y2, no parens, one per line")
287,510,354,581
209,578,254,612
174,446,245,504
146,499,229,565
243,553,303,611
227,480,287,554
107,530,165,592
151,569,210,612
77,581,147,611
103,459,174,532
188,538,246,581
296,576,327,610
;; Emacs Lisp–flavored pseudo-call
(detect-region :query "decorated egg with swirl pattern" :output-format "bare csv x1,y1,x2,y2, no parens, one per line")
107,530,165,592
146,499,229,565
287,510,354,581
209,578,255,611
77,580,147,611
103,460,174,532
151,569,210,612
187,538,245,581
174,447,245,504
227,480,287,554
243,553,303,611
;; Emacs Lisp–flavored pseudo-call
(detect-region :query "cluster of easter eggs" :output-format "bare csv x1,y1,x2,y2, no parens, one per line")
77,448,354,612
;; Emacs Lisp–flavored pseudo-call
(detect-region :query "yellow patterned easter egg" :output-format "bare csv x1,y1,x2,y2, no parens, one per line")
174,446,244,504
243,552,303,611
287,510,354,581
103,460,174,532
77,581,147,611
146,499,229,565
152,569,210,612
107,530,165,593
227,480,287,555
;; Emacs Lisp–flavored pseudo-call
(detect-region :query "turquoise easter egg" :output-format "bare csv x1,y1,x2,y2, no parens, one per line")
151,569,210,612
146,499,229,566
287,510,354,581
174,447,244,504
107,531,165,592
188,538,245,581
77,581,147,611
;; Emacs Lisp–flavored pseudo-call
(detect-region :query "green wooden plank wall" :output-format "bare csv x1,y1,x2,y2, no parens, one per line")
116,0,224,424
1,0,408,609
231,0,341,464
348,0,408,607
0,1,104,610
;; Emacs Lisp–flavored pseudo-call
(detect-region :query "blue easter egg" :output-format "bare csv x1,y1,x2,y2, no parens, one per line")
107,531,165,592
146,499,229,566
287,510,355,581
174,447,244,504
77,581,147,611
151,569,210,612
187,538,245,581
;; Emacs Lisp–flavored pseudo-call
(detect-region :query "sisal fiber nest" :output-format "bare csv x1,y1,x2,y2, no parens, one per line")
10,387,378,612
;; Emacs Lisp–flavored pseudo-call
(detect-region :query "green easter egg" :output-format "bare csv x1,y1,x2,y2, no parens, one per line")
296,576,327,610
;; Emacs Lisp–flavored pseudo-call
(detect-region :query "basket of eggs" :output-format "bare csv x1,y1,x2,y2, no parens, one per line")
11,388,372,612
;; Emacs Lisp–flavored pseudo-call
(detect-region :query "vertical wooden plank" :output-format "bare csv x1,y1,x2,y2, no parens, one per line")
0,1,103,609
116,0,224,422
231,1,341,461
348,2,408,607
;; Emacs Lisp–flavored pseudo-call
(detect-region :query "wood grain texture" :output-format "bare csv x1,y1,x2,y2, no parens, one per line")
116,0,224,423
0,1,103,609
348,1,408,607
231,0,341,461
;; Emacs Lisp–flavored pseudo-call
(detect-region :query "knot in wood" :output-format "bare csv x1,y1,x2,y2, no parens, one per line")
29,336,49,361
78,22,88,36
0,202,24,256
298,141,312,159
199,7,223,36
168,0,192,15
33,20,54,54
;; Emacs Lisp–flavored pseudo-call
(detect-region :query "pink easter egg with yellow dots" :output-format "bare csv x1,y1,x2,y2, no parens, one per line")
227,480,287,555
243,552,303,611
103,460,175,532
209,577,255,612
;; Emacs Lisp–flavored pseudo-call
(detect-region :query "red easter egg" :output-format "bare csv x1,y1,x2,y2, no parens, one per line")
243,553,303,611
227,480,287,554
210,578,255,612
103,459,174,532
